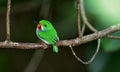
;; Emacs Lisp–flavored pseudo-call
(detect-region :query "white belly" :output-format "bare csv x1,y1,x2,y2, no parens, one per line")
36,28,50,44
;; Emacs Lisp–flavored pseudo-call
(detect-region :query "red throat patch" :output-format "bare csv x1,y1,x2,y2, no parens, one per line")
37,24,42,30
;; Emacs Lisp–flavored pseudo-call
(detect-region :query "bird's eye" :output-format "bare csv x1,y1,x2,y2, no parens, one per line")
44,25,47,27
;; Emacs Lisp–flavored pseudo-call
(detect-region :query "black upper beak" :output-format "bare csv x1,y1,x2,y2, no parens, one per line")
34,21,38,24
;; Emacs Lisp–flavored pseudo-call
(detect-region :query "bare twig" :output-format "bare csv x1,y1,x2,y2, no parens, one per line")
58,24,120,46
80,0,97,32
0,23,119,49
77,0,82,37
6,0,11,41
107,35,120,39
72,0,100,64
69,39,101,64
80,0,120,39
81,23,86,36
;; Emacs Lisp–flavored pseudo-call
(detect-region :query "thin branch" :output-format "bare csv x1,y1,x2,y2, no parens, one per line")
81,23,86,36
6,0,11,41
80,0,120,39
0,24,119,49
77,0,82,37
58,24,120,46
80,0,97,32
107,35,120,39
69,39,101,64
72,0,101,64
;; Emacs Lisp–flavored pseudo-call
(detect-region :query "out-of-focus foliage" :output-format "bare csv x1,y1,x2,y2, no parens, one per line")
85,0,120,52
85,0,120,72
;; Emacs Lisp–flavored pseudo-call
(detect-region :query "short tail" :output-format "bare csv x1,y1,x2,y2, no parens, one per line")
53,45,59,53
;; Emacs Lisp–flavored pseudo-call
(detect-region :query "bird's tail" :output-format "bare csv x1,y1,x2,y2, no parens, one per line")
53,45,59,53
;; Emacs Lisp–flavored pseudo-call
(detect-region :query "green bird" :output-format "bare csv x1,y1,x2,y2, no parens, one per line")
36,20,59,53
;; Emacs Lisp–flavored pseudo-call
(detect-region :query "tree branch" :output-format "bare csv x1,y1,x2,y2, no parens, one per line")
80,0,97,32
80,0,120,39
0,23,120,49
77,0,82,37
107,35,120,39
6,0,11,41
2,0,120,50
58,24,120,46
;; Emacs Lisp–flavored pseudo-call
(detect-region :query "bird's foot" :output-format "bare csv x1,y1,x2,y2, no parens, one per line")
41,42,48,49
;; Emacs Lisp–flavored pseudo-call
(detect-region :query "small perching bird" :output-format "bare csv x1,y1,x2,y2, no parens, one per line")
36,20,59,53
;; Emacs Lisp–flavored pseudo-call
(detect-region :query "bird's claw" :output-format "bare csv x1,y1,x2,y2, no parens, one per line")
41,42,48,49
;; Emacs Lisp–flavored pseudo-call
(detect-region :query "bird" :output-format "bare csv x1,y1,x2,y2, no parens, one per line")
36,20,59,53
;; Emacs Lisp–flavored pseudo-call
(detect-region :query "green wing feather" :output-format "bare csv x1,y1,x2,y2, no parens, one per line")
38,29,59,53
38,29,58,43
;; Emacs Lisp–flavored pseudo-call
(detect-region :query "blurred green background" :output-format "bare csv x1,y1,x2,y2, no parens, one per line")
0,0,120,72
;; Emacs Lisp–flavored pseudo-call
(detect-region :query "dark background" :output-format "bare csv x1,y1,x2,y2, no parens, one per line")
0,0,120,72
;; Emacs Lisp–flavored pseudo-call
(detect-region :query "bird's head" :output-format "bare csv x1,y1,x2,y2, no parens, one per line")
36,20,54,31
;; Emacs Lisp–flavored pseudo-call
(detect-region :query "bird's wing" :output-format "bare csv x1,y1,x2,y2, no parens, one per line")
38,29,58,45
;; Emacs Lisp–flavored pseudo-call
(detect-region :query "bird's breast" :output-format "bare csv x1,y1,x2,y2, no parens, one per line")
36,28,50,44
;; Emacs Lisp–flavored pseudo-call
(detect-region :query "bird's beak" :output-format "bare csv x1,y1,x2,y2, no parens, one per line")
37,23,43,30
34,21,38,24
34,21,43,30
